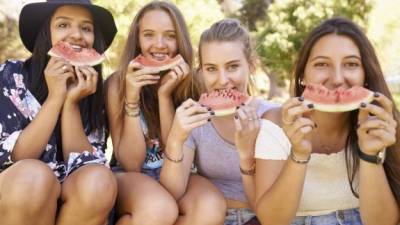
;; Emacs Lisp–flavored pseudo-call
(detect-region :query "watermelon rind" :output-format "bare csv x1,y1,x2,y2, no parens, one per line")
133,55,184,73
48,41,105,67
304,91,374,112
212,97,253,117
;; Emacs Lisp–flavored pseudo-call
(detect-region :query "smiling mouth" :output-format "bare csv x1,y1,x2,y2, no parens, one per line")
70,44,84,52
151,53,169,61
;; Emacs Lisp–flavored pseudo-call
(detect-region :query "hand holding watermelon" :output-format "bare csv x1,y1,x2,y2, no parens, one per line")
357,93,397,155
234,100,260,162
281,97,316,159
125,61,161,103
44,57,75,102
158,61,190,97
168,99,213,144
65,66,98,104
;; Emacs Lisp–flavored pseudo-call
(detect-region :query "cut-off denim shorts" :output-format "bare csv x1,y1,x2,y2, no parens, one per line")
291,208,362,225
111,165,161,180
224,208,257,225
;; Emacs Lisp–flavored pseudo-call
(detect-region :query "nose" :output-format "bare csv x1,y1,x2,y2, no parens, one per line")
70,26,83,40
331,65,345,86
218,69,229,86
155,36,166,48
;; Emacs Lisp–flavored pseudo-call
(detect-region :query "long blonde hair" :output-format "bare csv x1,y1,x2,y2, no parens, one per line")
116,1,197,139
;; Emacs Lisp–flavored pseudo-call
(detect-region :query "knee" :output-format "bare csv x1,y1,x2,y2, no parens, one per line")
5,159,60,212
185,190,227,224
72,165,117,212
135,194,179,224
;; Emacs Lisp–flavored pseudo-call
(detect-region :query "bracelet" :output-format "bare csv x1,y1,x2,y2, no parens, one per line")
125,105,140,117
290,151,310,164
239,161,256,175
164,151,184,163
125,98,140,109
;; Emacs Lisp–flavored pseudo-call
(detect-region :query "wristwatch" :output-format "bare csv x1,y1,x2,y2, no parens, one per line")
357,148,386,164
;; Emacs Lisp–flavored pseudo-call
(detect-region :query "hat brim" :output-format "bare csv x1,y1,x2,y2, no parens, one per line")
19,2,117,52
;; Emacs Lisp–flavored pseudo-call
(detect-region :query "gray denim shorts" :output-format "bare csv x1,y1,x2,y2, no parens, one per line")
292,208,362,225
224,208,256,225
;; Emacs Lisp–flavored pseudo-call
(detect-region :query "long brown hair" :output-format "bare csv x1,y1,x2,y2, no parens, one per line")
292,17,400,204
198,18,256,95
116,1,197,140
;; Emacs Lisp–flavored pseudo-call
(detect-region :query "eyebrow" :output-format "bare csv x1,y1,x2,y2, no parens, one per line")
141,29,176,33
54,16,93,24
203,60,241,66
310,55,361,61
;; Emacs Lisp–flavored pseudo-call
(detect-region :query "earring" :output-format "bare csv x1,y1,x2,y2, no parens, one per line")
364,82,368,87
300,80,306,86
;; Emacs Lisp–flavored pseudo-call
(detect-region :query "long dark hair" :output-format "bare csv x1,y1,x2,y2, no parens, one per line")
115,1,196,140
292,17,400,205
23,9,107,142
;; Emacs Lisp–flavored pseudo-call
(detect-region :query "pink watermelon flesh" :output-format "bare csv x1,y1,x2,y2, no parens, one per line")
132,54,184,72
48,41,105,66
199,89,251,116
302,83,374,112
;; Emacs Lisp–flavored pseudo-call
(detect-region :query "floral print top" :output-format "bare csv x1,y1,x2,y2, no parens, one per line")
0,60,108,181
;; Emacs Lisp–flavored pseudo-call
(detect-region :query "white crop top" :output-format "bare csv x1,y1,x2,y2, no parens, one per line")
255,119,359,216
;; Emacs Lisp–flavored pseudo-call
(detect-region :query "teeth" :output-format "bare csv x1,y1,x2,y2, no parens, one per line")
151,53,168,61
70,45,83,52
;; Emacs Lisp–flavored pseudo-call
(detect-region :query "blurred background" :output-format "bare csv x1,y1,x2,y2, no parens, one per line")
1,0,400,103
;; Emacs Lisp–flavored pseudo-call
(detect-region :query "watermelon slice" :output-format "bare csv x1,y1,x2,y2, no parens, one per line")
199,88,251,116
302,83,374,112
132,54,184,72
48,41,105,66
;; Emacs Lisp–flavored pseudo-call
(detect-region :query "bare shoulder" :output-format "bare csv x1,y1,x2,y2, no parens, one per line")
261,107,283,127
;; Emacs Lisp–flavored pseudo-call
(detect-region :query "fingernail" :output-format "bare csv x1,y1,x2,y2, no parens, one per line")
373,92,379,98
210,111,215,116
360,102,367,108
307,103,314,109
207,107,212,111
236,106,240,109
207,118,211,122
298,96,304,102
234,115,238,119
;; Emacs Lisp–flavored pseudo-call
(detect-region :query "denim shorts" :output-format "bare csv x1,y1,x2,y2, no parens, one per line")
292,208,362,225
111,166,161,181
224,208,256,225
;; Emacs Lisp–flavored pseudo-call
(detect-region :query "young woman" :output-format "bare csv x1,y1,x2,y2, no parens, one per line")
0,1,118,225
105,1,217,225
160,19,278,225
255,17,400,225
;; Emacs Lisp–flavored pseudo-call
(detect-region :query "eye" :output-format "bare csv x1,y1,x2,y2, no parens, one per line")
143,32,153,38
57,23,68,28
314,62,328,67
345,62,360,68
227,64,239,71
166,33,176,40
205,67,216,72
81,25,93,33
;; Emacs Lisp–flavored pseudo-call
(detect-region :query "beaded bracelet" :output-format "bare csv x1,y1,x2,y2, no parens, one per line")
164,151,184,163
290,151,310,164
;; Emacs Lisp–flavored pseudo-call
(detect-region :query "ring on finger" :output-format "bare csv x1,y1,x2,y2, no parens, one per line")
62,65,68,71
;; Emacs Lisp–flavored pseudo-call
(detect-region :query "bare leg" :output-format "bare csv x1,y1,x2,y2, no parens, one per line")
56,164,117,225
0,159,60,225
175,174,227,225
115,172,179,225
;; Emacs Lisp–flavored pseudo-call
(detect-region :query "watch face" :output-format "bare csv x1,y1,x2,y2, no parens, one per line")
377,149,386,164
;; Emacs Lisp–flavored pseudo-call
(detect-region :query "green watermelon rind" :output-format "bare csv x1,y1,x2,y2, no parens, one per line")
304,91,374,112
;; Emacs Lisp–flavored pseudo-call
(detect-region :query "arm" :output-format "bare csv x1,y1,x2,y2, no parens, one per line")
160,98,211,200
255,100,315,225
158,61,190,146
357,94,399,225
11,57,73,161
61,66,97,160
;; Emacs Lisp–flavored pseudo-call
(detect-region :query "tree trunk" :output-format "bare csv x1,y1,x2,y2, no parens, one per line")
260,64,283,99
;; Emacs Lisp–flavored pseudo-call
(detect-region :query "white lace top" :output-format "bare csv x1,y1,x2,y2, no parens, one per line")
255,119,359,216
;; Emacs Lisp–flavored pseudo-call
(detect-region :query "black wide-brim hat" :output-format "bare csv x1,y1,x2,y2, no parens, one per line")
19,0,117,52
